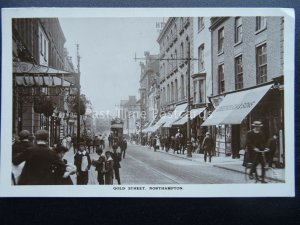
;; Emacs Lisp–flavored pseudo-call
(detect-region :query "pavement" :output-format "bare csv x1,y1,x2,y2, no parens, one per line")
134,144,285,183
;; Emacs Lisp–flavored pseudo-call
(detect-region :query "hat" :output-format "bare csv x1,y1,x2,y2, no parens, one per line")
206,132,210,135
252,121,263,127
19,130,30,140
35,130,48,141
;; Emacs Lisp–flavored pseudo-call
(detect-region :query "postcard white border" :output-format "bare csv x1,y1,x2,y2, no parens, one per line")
1,8,295,197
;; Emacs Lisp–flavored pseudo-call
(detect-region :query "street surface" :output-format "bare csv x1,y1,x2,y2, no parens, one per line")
64,143,261,185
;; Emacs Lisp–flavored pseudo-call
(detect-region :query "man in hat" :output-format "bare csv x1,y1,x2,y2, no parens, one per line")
104,151,114,185
12,130,34,184
245,121,267,182
201,132,214,162
13,130,66,185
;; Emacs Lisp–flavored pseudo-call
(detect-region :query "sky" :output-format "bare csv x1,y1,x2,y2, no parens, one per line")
59,17,164,117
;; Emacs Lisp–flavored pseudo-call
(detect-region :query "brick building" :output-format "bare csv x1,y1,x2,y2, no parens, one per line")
202,17,284,163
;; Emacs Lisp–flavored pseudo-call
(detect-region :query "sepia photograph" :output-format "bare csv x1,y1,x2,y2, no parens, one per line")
0,8,295,197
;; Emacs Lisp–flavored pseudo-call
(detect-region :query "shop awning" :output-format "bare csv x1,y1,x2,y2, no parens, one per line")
13,61,79,86
172,107,206,126
201,84,273,126
163,103,188,128
147,116,169,132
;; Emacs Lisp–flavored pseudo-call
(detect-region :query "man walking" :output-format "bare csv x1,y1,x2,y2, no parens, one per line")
13,130,66,185
111,148,122,185
120,137,127,159
201,132,214,163
104,151,114,185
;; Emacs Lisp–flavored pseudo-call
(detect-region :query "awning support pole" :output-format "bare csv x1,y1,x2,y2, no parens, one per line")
186,43,192,158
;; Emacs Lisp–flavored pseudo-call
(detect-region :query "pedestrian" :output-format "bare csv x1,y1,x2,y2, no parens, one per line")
74,142,91,185
201,132,214,162
12,130,34,185
245,121,267,182
111,148,122,185
104,151,114,185
99,134,105,149
66,135,72,150
174,129,183,154
92,147,106,185
155,134,161,151
53,145,77,185
120,137,127,159
267,133,279,168
13,130,66,185
108,133,113,148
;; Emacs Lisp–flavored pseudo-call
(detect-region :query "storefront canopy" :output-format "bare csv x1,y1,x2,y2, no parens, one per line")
147,116,169,133
13,61,79,86
163,103,188,128
201,84,273,126
172,107,206,126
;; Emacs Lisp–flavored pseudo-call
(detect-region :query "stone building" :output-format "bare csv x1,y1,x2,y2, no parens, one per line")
155,17,194,137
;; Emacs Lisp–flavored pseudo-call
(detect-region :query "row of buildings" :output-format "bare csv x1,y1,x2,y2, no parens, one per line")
12,18,80,145
136,16,284,160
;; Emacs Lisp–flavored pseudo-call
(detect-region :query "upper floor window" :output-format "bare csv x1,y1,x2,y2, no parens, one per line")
218,28,224,53
218,64,225,94
235,55,243,90
198,44,205,71
256,17,267,31
235,17,242,43
256,44,267,84
198,17,205,32
180,17,184,29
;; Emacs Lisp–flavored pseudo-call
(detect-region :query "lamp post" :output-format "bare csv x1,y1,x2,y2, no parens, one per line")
186,42,192,158
76,44,81,147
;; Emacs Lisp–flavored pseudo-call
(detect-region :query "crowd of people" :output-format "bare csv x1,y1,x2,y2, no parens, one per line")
12,130,127,185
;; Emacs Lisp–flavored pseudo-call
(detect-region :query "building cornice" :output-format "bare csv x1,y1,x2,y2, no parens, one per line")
209,17,229,31
157,17,176,43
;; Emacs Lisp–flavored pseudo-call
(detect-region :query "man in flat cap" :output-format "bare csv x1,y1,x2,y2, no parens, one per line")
13,129,66,185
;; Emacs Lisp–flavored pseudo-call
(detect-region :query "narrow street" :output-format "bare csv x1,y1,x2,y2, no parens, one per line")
65,143,254,185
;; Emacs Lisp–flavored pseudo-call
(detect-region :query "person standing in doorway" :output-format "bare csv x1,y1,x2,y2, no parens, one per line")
202,132,214,163
267,133,278,168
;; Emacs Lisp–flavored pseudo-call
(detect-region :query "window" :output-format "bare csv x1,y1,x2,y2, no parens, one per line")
198,44,205,71
235,17,242,43
181,75,184,100
198,17,204,32
199,80,205,103
175,79,178,102
256,44,267,84
256,17,267,31
167,84,170,103
171,82,174,103
235,55,243,90
193,80,197,103
218,64,225,94
44,39,47,60
40,32,43,56
180,42,184,64
180,17,184,29
218,28,224,53
174,50,178,67
174,24,177,36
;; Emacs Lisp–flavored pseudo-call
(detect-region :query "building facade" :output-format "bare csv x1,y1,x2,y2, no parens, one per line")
156,17,194,137
139,51,160,127
13,18,76,145
203,17,284,161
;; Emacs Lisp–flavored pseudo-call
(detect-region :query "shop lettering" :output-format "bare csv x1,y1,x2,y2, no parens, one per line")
216,101,256,112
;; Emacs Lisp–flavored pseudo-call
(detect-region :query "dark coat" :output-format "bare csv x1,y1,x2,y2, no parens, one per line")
202,136,214,152
120,140,127,150
111,152,122,169
12,140,33,160
74,151,91,173
13,144,66,185
93,155,106,174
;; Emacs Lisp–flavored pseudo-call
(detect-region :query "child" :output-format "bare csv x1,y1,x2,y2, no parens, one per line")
74,142,91,185
91,147,106,185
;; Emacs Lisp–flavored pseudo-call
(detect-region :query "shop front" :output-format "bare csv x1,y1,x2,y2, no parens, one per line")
201,82,284,165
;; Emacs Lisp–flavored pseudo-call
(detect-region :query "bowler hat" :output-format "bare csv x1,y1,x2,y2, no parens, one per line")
252,121,263,127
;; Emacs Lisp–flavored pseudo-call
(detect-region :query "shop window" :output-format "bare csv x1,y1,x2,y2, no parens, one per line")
198,44,205,71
